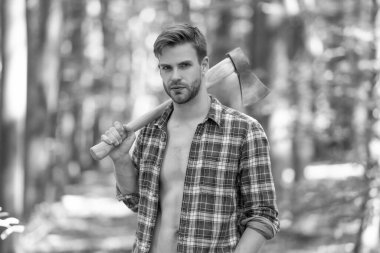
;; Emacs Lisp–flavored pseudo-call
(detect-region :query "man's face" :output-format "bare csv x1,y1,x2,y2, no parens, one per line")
157,43,207,104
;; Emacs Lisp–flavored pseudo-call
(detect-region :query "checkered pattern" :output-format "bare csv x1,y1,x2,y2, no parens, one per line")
118,96,279,253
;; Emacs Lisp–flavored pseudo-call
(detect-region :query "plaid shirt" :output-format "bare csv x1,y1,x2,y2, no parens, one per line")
118,96,279,253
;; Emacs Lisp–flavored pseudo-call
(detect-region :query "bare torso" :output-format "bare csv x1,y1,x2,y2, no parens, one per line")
149,119,199,253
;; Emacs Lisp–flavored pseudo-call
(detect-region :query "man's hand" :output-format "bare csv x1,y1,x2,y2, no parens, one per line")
101,121,136,162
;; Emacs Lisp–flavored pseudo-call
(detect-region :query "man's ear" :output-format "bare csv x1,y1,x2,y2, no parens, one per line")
201,56,209,74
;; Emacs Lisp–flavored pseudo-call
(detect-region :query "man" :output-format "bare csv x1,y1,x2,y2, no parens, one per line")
101,23,279,253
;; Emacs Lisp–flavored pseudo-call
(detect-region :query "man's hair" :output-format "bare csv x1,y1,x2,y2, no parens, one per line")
153,23,207,63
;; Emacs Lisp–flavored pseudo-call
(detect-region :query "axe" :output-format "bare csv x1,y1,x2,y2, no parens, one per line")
90,48,270,160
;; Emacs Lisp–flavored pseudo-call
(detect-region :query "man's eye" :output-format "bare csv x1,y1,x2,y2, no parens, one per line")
160,66,171,71
179,63,191,69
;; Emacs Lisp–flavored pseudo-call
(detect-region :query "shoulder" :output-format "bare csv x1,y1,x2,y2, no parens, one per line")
217,103,264,133
136,123,160,142
217,106,271,153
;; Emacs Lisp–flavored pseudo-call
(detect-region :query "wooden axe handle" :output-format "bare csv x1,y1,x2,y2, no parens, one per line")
90,57,235,160
89,100,171,160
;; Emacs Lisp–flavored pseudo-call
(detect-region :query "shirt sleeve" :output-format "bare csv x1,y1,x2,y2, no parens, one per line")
243,217,276,240
115,129,143,213
116,186,139,213
238,121,280,239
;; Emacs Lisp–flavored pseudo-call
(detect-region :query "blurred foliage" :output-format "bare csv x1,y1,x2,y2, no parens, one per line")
1,0,380,252
0,207,25,240
265,177,367,253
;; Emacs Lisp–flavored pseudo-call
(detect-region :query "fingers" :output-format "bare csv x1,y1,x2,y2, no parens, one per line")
122,124,136,145
122,124,134,137
101,121,125,146
114,121,124,133
101,130,120,146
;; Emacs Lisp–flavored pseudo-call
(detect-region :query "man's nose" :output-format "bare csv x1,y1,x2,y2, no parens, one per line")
171,68,181,81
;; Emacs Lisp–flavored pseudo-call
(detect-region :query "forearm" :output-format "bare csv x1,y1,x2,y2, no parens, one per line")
113,155,138,194
234,228,266,253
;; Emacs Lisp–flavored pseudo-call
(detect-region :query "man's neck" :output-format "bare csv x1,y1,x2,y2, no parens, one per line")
171,87,210,123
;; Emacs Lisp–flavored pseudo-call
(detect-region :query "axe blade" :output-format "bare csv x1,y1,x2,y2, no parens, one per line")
227,48,270,106
240,71,271,106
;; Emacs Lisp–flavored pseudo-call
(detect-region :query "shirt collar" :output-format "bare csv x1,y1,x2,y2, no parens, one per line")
154,95,223,129
205,96,222,127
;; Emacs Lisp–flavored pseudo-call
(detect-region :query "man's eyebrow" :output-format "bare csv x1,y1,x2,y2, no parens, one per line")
158,63,171,68
158,60,193,67
178,60,193,65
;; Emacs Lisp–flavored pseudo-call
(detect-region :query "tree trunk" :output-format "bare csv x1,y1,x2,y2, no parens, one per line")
0,0,28,251
207,1,243,110
181,0,191,22
248,0,292,194
290,25,315,182
354,0,380,252
60,0,86,177
24,0,63,218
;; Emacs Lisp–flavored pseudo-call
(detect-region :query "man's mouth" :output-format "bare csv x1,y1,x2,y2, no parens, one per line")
170,85,186,91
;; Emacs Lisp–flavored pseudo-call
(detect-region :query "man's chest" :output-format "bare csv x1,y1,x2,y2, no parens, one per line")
160,123,197,181
138,122,243,192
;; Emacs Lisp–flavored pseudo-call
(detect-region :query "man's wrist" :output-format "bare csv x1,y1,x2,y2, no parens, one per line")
113,155,131,167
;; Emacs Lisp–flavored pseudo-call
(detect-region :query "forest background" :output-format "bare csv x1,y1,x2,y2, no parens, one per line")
1,0,380,252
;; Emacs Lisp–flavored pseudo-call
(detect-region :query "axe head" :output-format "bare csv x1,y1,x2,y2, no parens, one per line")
226,48,270,106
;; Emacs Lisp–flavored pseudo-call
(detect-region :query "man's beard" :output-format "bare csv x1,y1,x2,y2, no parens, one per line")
164,78,201,104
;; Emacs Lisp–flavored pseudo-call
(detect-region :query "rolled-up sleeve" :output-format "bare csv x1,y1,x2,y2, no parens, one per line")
238,121,280,239
116,187,139,212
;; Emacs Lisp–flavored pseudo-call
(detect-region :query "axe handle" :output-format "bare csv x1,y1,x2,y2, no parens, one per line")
205,58,235,87
90,100,171,160
90,58,236,160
